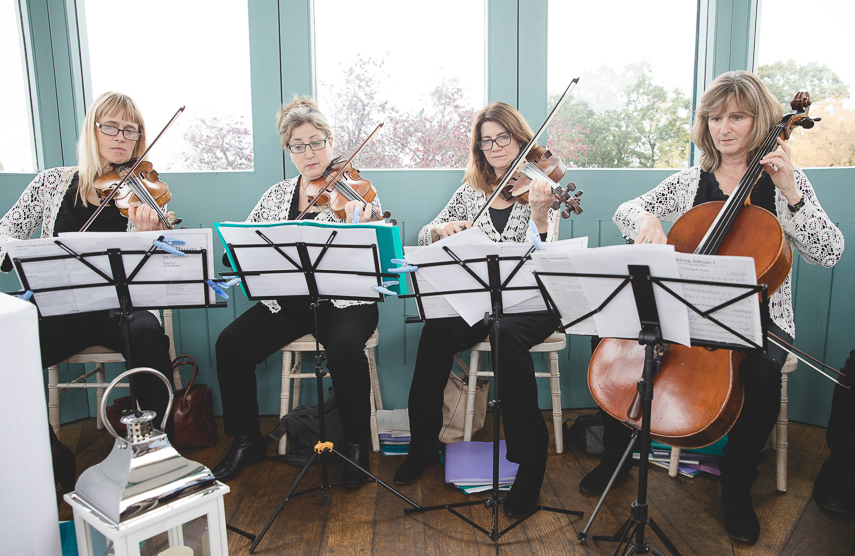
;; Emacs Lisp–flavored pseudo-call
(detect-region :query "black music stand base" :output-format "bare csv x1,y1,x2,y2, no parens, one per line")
587,330,681,556
249,302,420,553
404,304,583,554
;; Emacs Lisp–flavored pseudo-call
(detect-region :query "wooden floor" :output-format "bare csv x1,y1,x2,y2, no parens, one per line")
56,411,854,556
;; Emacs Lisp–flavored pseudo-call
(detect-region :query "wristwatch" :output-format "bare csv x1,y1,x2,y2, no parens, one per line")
787,197,806,214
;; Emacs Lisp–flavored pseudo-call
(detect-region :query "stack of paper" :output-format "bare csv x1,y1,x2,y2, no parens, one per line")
444,440,518,493
377,409,411,455
633,448,722,478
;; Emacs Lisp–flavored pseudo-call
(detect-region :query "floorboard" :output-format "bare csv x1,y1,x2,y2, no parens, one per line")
54,410,854,555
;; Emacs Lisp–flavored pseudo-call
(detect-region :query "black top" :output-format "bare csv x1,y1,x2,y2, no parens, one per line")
54,173,127,235
693,169,777,216
489,204,548,242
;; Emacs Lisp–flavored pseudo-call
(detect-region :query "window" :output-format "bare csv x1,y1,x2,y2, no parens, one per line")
313,0,486,169
79,0,254,171
0,0,37,172
546,0,697,169
757,0,855,168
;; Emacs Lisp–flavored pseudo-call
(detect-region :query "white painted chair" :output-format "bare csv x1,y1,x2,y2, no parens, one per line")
47,309,181,435
278,329,382,455
462,332,568,453
667,352,799,492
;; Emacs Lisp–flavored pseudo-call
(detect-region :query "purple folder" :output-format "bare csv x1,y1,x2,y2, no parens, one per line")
444,440,519,485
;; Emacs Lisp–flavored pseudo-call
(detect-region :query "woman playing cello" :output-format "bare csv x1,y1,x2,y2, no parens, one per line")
395,102,559,516
584,71,844,543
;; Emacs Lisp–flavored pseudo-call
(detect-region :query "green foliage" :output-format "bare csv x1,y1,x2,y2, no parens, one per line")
549,65,691,169
758,60,850,106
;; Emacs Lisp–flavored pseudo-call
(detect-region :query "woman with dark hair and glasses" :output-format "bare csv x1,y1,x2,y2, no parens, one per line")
0,91,174,487
212,96,382,487
394,101,560,516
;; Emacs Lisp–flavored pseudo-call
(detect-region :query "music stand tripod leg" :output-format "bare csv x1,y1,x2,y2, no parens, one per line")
249,302,421,553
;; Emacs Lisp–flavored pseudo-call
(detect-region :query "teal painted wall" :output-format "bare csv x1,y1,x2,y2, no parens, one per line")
2,0,852,429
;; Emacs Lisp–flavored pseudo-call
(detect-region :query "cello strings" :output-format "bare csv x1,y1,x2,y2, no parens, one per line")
700,123,786,254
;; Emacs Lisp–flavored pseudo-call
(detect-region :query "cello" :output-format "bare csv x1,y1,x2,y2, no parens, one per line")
588,92,820,449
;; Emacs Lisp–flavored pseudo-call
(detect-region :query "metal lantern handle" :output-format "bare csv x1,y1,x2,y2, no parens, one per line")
99,367,174,441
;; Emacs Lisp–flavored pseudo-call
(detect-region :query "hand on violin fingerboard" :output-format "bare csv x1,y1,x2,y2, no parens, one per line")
431,220,471,242
128,203,163,231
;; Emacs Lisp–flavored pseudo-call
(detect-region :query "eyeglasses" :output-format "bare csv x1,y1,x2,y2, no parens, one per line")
477,133,513,151
96,122,142,141
287,139,328,154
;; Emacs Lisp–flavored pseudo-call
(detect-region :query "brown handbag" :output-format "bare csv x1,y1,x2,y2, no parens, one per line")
171,355,218,448
106,356,217,448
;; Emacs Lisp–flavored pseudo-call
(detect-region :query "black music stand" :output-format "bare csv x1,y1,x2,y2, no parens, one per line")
217,224,420,553
533,256,768,556
402,243,583,552
8,231,255,541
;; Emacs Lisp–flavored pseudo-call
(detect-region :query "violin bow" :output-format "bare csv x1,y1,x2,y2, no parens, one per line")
295,122,384,220
470,77,579,227
80,106,185,232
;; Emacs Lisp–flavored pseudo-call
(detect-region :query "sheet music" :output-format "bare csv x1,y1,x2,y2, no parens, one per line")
216,222,383,300
531,251,597,335
6,229,217,316
533,244,692,345
675,253,762,347
405,229,587,324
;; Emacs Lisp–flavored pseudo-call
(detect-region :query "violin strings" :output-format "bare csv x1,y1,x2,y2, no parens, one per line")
125,174,169,224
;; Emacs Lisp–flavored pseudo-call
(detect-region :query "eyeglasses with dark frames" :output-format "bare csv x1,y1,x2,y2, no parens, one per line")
96,122,142,141
477,133,513,151
287,139,328,154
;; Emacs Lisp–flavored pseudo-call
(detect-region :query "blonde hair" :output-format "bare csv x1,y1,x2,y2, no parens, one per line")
276,95,332,150
463,102,535,194
73,92,147,206
691,71,783,172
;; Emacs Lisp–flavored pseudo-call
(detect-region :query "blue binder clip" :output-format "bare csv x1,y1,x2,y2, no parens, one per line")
528,220,543,250
206,279,229,299
352,205,361,224
153,236,186,257
372,280,399,296
388,259,418,273
16,290,34,301
223,276,242,288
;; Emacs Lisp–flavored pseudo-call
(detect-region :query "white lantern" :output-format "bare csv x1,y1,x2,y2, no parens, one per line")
64,368,230,556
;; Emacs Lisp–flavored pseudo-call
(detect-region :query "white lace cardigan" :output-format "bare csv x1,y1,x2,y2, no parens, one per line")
0,166,137,265
613,166,845,338
418,182,557,246
246,176,383,312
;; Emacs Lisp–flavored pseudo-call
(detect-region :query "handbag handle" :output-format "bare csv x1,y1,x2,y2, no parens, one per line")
171,355,198,403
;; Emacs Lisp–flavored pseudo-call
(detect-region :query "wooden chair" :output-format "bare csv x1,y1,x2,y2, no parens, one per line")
461,332,568,453
278,329,382,455
667,352,799,492
46,309,181,435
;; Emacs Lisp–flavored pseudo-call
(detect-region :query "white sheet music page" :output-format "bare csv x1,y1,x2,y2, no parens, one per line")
675,253,762,347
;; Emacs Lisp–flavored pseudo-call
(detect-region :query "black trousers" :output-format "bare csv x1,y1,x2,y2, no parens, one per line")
599,321,792,492
215,299,378,443
39,309,174,433
407,313,556,466
826,349,855,470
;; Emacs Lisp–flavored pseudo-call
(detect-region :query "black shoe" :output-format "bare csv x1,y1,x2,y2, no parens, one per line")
721,493,760,543
394,438,441,485
49,426,76,490
212,433,267,482
503,460,546,517
341,441,372,489
813,459,855,514
579,452,631,495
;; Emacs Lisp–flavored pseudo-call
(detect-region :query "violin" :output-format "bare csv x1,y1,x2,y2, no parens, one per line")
471,78,582,227
304,158,394,223
587,92,821,449
93,159,173,229
296,122,395,223
499,145,583,218
79,106,185,232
